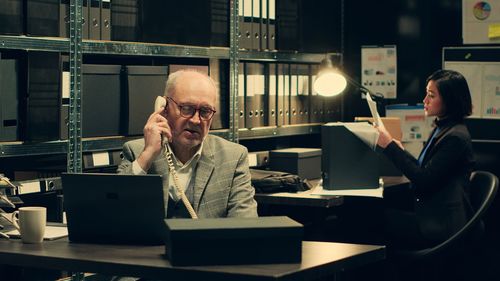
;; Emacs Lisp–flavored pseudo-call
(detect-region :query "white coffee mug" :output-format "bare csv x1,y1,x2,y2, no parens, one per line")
11,206,47,243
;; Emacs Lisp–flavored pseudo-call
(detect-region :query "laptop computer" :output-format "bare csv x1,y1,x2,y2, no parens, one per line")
61,173,166,245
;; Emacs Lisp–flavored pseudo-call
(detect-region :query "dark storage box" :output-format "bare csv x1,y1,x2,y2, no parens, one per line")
82,64,121,137
111,0,140,41
164,216,303,266
26,0,59,37
140,0,228,47
0,0,23,35
124,65,168,136
0,59,19,141
321,123,379,190
270,148,322,179
25,52,61,141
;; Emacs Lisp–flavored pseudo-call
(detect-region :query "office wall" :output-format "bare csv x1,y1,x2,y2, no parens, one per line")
340,0,462,121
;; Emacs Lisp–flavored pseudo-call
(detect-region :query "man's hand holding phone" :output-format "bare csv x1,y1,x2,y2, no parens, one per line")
138,96,172,171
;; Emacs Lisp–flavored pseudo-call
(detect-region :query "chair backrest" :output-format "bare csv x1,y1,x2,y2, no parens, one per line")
394,170,499,261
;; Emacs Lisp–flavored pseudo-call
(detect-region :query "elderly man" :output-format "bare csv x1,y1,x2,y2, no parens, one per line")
117,70,257,218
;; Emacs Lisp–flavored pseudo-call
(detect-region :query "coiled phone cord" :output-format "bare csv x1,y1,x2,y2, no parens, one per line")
163,143,198,219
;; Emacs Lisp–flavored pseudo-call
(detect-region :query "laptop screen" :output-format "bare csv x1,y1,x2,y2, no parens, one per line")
62,173,166,245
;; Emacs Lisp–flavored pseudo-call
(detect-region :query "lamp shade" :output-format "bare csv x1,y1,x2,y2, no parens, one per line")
313,58,348,97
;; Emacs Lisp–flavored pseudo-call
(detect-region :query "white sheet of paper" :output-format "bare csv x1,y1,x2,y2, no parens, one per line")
366,93,385,129
310,180,383,198
329,122,379,150
4,225,68,240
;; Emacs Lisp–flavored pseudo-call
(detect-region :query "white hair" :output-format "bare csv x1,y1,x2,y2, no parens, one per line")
164,69,217,98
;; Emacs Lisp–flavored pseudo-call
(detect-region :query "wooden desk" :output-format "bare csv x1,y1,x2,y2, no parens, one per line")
254,176,410,207
255,176,410,242
0,239,385,281
254,187,344,208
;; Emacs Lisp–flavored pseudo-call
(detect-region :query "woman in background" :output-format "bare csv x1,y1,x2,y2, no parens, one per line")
375,69,475,250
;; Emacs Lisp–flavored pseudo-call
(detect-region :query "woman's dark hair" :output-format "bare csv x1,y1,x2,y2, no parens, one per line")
426,69,473,121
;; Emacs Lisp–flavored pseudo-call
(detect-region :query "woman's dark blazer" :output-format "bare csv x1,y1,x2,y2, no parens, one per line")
383,118,475,243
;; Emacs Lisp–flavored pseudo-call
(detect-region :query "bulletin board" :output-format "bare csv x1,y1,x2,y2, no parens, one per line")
361,45,397,99
443,47,500,119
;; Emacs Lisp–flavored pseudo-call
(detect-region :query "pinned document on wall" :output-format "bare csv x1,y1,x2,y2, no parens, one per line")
444,59,500,119
482,64,500,118
463,0,500,44
386,104,433,142
361,45,397,99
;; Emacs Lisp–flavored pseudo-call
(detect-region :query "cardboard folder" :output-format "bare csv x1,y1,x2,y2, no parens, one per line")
310,64,324,123
89,0,100,39
289,64,299,124
245,62,265,128
267,0,276,50
297,64,310,124
209,59,229,129
240,0,253,49
267,63,277,126
59,55,69,140
100,0,111,40
251,0,261,50
238,62,246,128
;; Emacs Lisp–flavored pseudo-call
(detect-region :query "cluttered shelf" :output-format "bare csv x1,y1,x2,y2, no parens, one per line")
0,35,328,64
0,129,229,158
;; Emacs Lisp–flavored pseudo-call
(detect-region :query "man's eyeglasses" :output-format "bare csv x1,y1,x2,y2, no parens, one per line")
167,97,216,121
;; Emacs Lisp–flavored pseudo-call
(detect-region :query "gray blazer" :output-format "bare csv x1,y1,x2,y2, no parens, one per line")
117,135,258,218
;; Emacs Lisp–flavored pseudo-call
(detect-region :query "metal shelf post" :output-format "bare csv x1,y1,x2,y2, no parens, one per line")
67,0,83,173
228,0,240,143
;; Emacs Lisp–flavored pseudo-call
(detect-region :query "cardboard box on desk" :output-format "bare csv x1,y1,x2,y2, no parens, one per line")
270,148,322,180
164,216,303,266
354,117,402,141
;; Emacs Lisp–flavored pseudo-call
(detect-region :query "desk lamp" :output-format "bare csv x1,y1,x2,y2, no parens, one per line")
313,57,385,126
314,57,384,190
314,57,384,99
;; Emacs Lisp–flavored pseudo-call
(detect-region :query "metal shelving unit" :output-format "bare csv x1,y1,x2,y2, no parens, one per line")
238,50,327,63
0,35,330,62
0,35,69,52
239,124,322,140
0,130,230,158
0,0,331,161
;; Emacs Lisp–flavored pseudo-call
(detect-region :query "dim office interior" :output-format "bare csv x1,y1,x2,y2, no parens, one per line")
1,0,500,280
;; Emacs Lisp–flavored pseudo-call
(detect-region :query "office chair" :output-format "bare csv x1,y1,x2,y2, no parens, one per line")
392,171,498,261
390,171,498,281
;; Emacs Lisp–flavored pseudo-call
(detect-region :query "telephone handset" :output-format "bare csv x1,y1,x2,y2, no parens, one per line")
154,96,198,219
154,96,168,145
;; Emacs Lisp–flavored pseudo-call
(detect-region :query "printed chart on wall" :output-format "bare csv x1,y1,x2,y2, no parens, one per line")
445,61,500,119
361,45,397,99
462,0,500,44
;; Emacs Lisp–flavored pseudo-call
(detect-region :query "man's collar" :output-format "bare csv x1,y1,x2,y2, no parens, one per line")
167,142,203,167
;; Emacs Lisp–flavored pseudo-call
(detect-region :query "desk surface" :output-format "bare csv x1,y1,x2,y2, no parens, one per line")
254,176,409,208
0,239,385,281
